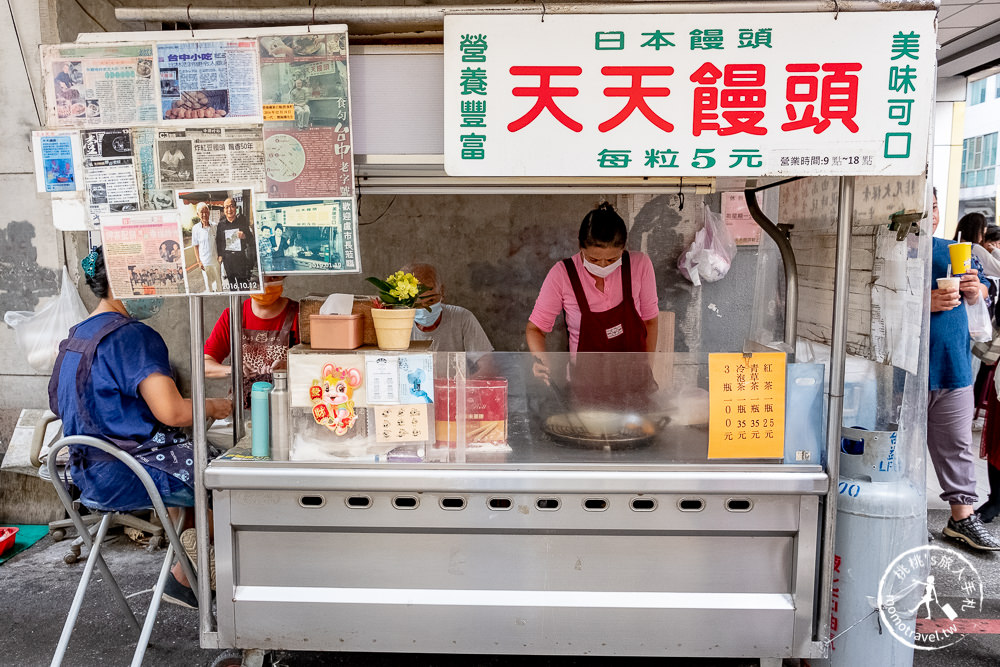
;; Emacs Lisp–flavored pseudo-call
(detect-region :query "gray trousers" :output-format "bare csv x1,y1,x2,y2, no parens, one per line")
927,386,978,505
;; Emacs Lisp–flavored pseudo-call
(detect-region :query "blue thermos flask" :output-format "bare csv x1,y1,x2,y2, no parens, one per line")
250,381,273,457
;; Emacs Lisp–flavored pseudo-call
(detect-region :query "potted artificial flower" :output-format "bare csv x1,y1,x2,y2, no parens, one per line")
365,270,429,350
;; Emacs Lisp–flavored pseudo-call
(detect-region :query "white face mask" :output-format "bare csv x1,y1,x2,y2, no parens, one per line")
582,254,622,278
414,301,443,326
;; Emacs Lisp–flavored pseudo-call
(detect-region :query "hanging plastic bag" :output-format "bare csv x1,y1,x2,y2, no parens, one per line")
677,207,737,286
967,296,993,343
3,267,89,372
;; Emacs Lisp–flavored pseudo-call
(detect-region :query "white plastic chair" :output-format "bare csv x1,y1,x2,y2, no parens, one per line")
46,435,199,667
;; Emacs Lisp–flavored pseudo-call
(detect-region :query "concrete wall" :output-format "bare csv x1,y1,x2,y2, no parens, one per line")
127,192,714,402
0,3,61,433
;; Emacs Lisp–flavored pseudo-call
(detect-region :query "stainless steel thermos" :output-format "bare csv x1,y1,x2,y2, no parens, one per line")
269,370,290,461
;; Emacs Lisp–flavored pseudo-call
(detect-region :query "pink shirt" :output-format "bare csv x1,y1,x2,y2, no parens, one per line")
529,251,659,353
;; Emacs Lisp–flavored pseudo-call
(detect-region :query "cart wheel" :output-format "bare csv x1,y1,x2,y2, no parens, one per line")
209,649,245,667
51,529,67,542
146,535,164,551
63,551,78,564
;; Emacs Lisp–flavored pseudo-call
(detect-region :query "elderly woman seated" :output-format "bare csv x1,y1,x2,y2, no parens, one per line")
49,247,230,606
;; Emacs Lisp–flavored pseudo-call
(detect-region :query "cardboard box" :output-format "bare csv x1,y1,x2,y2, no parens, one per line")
299,295,377,346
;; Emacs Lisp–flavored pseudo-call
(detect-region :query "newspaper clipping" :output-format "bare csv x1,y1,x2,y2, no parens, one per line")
154,127,265,190
157,40,262,122
132,127,176,210
32,130,84,193
102,211,188,298
42,44,157,128
254,198,360,274
258,31,354,198
82,128,141,225
176,186,262,293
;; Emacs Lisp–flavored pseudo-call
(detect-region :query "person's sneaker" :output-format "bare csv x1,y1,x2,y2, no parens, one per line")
180,528,216,590
943,514,1000,550
162,572,198,609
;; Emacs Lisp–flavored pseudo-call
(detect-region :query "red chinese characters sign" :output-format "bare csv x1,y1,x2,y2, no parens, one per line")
444,12,935,177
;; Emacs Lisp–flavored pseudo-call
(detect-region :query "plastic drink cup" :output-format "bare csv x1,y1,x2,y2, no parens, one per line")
948,242,973,274
936,276,960,293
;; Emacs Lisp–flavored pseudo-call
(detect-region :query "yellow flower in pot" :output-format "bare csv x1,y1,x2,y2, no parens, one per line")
366,270,430,350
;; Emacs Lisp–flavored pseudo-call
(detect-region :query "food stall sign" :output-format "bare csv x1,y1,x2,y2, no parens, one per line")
444,12,935,177
708,352,786,459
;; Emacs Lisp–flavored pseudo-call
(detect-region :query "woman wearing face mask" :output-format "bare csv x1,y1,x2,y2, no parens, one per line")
526,202,659,406
49,247,232,605
204,275,300,406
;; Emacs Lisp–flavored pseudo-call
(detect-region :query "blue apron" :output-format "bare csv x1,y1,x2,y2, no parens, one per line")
47,313,195,509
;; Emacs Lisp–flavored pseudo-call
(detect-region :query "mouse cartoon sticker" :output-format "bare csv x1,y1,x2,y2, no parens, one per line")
309,363,363,435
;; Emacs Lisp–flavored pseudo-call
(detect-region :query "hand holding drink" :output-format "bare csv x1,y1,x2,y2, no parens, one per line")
933,276,961,312
948,242,972,275
959,271,984,300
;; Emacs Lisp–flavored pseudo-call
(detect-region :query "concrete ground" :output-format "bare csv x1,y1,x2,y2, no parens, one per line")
2,431,999,667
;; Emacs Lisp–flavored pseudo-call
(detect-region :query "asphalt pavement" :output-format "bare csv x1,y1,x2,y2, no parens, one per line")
3,510,999,667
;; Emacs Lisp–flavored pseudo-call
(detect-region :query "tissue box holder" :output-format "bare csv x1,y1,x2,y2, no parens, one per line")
310,314,363,350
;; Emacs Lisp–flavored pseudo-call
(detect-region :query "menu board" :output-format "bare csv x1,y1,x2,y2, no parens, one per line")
708,352,786,458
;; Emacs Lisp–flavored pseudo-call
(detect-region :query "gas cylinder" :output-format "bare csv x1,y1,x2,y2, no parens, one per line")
816,426,924,667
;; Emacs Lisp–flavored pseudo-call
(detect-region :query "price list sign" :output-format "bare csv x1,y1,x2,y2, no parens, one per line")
708,352,786,459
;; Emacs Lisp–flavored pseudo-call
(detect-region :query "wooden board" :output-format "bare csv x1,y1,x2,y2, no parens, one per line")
652,311,675,393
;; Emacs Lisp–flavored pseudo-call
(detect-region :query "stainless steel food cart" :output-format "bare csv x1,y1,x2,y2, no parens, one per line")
122,3,938,665
187,178,855,666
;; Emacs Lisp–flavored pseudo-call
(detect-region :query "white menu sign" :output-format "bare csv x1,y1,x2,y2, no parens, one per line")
444,12,935,177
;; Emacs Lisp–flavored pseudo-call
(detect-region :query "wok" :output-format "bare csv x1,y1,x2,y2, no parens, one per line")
543,410,668,450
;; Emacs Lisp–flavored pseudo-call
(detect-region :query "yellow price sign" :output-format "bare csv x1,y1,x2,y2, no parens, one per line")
708,352,786,459
263,104,295,122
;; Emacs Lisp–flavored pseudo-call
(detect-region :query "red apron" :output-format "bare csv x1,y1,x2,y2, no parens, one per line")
563,252,656,409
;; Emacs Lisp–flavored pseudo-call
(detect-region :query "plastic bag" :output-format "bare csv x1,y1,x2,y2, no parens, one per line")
968,296,993,343
3,267,89,372
677,207,737,286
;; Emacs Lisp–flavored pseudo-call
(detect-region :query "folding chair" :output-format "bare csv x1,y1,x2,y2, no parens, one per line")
46,435,199,667
29,413,166,563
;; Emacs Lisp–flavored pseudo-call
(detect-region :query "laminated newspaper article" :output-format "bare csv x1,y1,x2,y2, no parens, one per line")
32,130,84,193
81,128,141,226
132,127,176,210
254,197,360,275
176,186,263,294
157,40,262,122
154,126,265,190
258,31,354,198
101,211,188,298
42,43,157,128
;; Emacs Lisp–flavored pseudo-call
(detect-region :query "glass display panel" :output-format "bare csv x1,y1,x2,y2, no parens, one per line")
212,347,826,469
